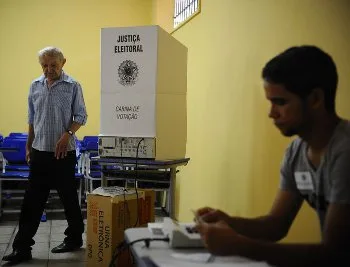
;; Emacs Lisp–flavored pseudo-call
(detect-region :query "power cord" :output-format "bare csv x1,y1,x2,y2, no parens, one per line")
132,138,144,227
108,237,170,267
120,138,131,231
108,137,146,267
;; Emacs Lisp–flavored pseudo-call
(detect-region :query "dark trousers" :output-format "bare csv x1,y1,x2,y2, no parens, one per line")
13,149,84,251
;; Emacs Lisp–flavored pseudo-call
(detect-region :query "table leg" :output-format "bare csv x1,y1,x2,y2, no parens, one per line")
101,166,107,187
0,180,2,217
168,167,176,219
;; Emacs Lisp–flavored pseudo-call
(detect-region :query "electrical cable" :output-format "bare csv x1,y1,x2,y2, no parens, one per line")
108,240,127,267
108,138,130,267
128,237,170,247
108,137,146,267
108,237,170,267
120,138,129,231
132,138,144,227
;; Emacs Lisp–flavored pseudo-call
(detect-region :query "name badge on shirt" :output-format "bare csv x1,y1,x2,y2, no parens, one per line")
294,172,314,190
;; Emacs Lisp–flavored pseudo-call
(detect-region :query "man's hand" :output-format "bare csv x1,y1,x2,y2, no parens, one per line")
55,133,70,159
197,207,232,224
196,220,243,256
25,148,31,164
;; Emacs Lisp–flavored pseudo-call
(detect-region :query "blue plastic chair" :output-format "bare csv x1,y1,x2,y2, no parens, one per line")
1,138,27,166
0,138,29,213
0,136,84,214
80,136,98,153
81,136,100,196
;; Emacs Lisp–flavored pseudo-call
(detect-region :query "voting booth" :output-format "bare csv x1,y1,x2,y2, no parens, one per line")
100,25,188,160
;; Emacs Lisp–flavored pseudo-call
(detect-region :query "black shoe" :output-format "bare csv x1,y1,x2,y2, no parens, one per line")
51,241,82,253
2,250,32,264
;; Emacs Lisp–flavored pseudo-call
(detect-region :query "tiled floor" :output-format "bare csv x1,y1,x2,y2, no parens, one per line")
0,219,87,267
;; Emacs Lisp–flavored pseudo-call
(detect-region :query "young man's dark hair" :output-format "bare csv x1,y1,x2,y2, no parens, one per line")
262,45,338,113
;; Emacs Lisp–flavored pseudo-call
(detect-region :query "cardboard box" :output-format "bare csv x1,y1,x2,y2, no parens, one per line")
86,187,155,267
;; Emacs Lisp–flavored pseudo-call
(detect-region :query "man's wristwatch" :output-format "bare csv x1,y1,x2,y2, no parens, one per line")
67,130,74,136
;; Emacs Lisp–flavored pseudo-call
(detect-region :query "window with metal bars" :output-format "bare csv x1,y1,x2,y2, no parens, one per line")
173,0,200,29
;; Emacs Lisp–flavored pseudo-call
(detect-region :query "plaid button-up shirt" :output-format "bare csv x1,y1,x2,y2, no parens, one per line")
28,71,87,152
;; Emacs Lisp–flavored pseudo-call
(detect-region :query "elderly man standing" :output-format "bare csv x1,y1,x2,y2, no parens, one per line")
3,47,87,264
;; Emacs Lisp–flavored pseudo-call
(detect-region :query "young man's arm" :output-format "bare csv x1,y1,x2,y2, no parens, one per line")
229,189,303,241
198,189,303,242
231,148,350,265
197,200,350,266
236,203,350,267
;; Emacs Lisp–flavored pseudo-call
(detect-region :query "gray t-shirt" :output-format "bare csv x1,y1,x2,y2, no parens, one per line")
280,120,350,232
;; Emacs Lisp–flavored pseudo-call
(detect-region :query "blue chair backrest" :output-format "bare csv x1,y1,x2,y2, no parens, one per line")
82,136,98,148
0,134,3,146
86,140,98,157
2,138,26,163
8,132,28,139
86,141,98,151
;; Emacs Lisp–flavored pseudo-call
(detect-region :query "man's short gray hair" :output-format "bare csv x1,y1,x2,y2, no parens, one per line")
38,47,65,62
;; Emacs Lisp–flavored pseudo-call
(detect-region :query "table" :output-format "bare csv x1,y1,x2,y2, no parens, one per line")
91,157,190,218
125,227,271,267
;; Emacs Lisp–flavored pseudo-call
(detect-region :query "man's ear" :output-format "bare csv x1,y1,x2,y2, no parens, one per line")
62,58,66,67
308,88,324,109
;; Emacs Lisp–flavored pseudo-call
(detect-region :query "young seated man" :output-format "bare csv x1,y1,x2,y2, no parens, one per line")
196,45,350,267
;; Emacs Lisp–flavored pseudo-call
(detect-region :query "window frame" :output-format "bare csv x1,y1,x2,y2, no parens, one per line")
172,0,201,32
